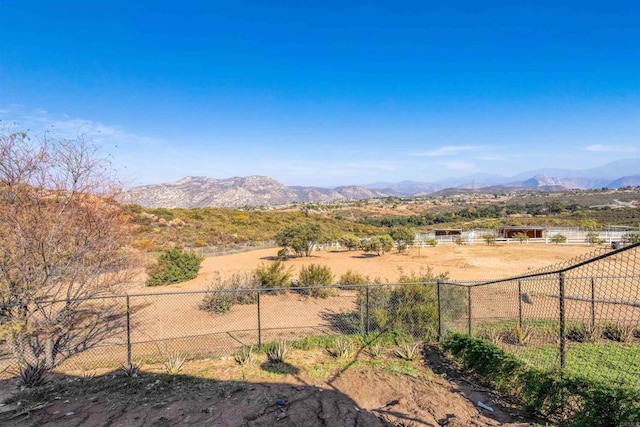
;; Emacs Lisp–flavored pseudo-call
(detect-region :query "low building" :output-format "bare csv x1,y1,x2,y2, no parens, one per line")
499,226,545,239
435,229,462,237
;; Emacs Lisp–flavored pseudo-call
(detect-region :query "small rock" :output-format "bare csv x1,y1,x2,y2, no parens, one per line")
202,408,213,414
158,416,170,421
294,386,304,391
276,399,286,406
63,400,70,404
65,412,75,417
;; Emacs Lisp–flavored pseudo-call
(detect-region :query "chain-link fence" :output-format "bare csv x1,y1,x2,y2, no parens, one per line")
1,243,638,390
441,242,640,390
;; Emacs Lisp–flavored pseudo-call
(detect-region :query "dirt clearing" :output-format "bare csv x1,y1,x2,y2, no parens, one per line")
132,243,599,291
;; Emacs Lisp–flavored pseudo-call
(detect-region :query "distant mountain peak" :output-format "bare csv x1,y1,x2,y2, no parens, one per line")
117,159,639,208
118,175,387,208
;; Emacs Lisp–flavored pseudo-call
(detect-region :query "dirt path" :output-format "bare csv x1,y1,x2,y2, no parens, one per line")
0,344,539,426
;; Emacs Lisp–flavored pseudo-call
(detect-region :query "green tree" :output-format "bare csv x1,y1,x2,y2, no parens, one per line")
147,247,204,286
513,232,529,244
339,234,360,251
551,233,567,245
275,222,322,257
549,200,565,214
586,231,604,245
389,226,415,252
623,233,640,244
362,235,394,256
483,233,497,245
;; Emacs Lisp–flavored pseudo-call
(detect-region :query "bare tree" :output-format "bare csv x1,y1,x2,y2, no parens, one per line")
0,130,136,370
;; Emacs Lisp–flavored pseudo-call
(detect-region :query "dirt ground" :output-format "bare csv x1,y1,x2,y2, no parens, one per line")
0,244,602,426
0,344,541,427
131,243,600,291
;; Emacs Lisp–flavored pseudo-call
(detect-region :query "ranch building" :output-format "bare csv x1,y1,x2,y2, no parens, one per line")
435,229,463,237
499,226,545,239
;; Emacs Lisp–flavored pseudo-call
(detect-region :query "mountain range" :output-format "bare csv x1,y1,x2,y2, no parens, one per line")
118,159,640,208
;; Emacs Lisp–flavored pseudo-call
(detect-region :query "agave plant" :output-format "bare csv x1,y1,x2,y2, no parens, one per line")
234,345,254,366
332,338,353,359
394,342,421,361
602,321,636,343
513,323,533,346
16,364,49,388
369,342,385,359
267,340,290,363
164,352,186,374
120,362,142,377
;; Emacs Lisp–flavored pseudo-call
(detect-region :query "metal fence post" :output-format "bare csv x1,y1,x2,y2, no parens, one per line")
257,291,262,349
467,286,472,335
365,286,370,335
591,278,596,328
126,295,132,367
559,272,566,369
517,280,523,330
437,280,442,341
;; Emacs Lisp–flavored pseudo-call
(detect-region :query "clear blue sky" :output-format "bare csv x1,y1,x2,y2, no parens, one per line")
1,1,638,187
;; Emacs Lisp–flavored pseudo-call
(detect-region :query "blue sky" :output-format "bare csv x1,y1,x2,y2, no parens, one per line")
1,1,638,187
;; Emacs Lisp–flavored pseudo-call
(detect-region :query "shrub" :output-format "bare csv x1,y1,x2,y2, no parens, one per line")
146,246,204,286
622,233,640,244
375,268,463,341
483,233,496,245
353,268,464,341
296,264,334,298
454,236,466,245
551,233,567,244
338,269,369,289
425,238,438,247
586,231,604,245
443,334,640,426
567,322,600,343
602,321,636,342
199,272,259,314
255,260,292,291
513,232,529,243
356,282,391,332
383,284,439,340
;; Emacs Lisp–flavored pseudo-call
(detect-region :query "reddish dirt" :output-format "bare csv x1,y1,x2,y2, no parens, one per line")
130,243,599,291
0,345,540,426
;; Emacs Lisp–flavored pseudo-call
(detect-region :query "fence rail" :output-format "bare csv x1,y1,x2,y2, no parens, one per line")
1,243,638,391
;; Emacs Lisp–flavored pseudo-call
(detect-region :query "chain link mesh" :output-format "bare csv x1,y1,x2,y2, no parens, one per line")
442,242,640,389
